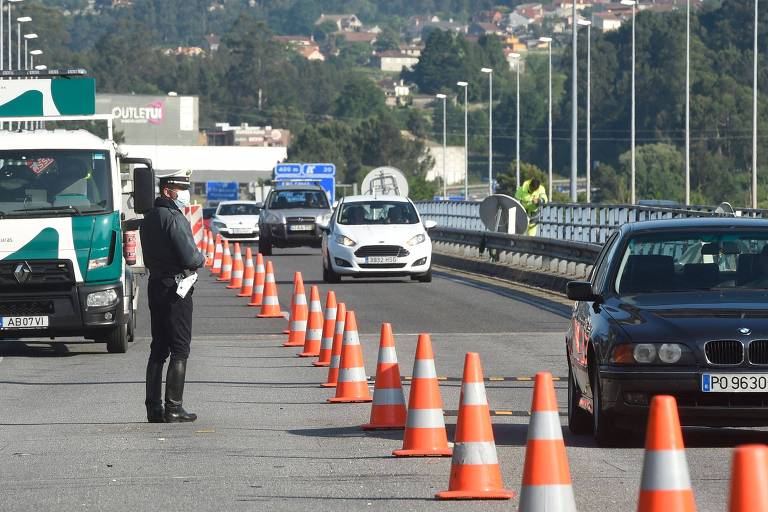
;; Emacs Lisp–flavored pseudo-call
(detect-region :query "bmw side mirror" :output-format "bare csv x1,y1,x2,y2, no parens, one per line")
424,220,437,230
566,281,602,302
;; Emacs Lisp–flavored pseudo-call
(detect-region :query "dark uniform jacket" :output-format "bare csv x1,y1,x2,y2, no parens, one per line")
140,197,205,281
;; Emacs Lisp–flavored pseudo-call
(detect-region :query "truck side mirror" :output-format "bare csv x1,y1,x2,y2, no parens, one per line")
133,167,155,214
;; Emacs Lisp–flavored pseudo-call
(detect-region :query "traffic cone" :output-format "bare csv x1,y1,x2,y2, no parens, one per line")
248,253,266,307
362,323,406,430
227,243,244,289
237,247,255,297
283,272,308,347
211,234,223,275
321,302,346,388
256,261,286,318
299,286,323,357
518,372,576,511
328,310,372,403
205,230,215,267
313,290,337,367
637,395,695,512
436,352,514,499
218,240,232,282
729,445,768,512
199,229,207,254
393,333,452,457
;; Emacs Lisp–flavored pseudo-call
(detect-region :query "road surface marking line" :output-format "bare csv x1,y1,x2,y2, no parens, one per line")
517,377,532,381
489,376,505,381
494,410,514,415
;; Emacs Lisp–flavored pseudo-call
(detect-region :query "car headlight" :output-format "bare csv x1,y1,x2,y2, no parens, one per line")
658,343,683,363
87,289,119,308
633,344,657,363
88,256,109,270
212,221,226,229
611,343,687,364
335,234,357,247
407,234,426,246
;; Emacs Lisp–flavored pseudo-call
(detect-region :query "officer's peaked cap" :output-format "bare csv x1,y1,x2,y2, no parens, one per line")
158,170,191,189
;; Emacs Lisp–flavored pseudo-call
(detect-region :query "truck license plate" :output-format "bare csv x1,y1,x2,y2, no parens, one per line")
702,373,768,392
366,256,398,264
0,316,49,330
289,224,314,231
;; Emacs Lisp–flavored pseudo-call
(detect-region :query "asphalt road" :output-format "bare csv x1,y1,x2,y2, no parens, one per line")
0,247,764,511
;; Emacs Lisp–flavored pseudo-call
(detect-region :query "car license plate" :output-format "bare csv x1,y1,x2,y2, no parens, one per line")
366,256,398,264
230,228,252,234
702,373,768,392
289,224,314,231
0,316,49,330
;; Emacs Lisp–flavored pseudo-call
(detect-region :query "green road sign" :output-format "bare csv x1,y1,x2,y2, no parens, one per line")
0,77,95,117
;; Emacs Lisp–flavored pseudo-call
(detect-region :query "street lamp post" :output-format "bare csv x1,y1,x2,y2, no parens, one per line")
481,67,494,197
621,0,636,203
457,81,469,200
436,93,448,199
29,47,39,69
23,32,36,69
570,0,578,202
509,53,521,188
753,0,759,209
16,15,30,70
578,20,592,202
685,0,691,205
540,37,553,199
7,0,21,70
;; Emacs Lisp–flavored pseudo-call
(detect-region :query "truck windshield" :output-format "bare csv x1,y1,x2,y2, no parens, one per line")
0,150,112,216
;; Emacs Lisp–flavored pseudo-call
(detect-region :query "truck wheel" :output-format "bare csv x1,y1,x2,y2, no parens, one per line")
259,236,272,256
127,307,136,343
105,324,129,354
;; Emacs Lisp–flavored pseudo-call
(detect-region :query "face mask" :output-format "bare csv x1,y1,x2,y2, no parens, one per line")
173,189,191,209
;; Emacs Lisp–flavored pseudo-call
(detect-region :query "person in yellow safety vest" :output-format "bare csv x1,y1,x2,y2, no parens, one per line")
515,178,548,236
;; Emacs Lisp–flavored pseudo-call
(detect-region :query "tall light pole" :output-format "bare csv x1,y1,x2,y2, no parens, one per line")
7,0,21,70
16,15,30,70
435,93,448,199
457,81,469,200
753,0,759,209
29,47,39,69
621,0,636,203
570,0,578,202
578,20,592,202
23,32,35,69
481,67,494,196
1,0,4,70
685,0,691,205
540,37,553,199
509,53,522,188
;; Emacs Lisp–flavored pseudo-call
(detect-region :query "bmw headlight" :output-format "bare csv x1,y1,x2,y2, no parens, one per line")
407,234,426,246
87,289,119,308
335,234,357,247
633,344,657,363
658,343,683,364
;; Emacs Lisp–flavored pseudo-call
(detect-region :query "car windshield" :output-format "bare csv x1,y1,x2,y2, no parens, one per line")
0,149,112,215
615,231,768,294
267,190,329,209
338,201,419,225
218,203,260,216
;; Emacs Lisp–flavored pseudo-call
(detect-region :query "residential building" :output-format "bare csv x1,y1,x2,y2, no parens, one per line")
273,35,325,61
162,46,206,57
336,32,378,44
204,34,220,53
506,12,534,33
515,3,544,22
469,22,506,37
398,44,423,57
406,15,467,40
315,14,363,32
472,10,504,24
375,51,420,73
592,12,622,31
378,79,411,107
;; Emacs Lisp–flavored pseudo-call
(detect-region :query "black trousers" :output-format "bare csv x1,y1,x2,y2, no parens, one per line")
147,277,193,362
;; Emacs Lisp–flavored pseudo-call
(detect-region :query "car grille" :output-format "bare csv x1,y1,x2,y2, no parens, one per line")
705,340,744,365
286,217,316,223
358,263,407,269
0,260,75,288
748,340,768,365
354,245,409,257
0,300,54,316
669,392,768,408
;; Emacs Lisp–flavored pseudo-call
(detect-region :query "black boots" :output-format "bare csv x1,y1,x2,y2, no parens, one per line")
163,358,197,423
145,360,165,423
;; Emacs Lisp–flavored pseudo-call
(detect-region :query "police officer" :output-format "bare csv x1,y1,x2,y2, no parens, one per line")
140,170,205,423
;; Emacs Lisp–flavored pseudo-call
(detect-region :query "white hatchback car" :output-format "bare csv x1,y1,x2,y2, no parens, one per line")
320,195,436,282
210,201,261,242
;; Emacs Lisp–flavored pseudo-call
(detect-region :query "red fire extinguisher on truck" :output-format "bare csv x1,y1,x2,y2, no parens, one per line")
124,231,137,266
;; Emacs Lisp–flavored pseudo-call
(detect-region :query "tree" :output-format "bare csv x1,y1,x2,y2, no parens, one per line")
334,76,386,121
618,144,684,202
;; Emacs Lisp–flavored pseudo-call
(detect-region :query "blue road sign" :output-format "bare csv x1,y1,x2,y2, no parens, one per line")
274,163,336,202
206,181,238,201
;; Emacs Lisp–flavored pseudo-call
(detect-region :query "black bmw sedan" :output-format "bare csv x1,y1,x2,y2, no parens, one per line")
566,217,768,445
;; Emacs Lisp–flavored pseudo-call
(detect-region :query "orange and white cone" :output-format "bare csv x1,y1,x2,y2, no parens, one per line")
393,333,452,457
436,352,514,499
256,261,286,318
729,445,768,512
283,272,308,347
637,395,695,512
313,291,337,367
518,372,576,511
248,253,266,307
227,242,244,289
205,230,215,267
299,286,323,357
321,302,346,387
328,310,372,403
211,234,223,275
237,247,255,297
362,323,406,430
200,230,208,258
218,240,232,282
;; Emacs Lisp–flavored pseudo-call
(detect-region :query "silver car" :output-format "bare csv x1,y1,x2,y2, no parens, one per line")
258,185,333,255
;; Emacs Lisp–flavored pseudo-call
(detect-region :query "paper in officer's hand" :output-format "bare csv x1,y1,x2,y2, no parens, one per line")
176,272,198,298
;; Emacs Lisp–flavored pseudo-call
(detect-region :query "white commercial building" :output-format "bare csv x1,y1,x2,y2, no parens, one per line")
424,143,466,187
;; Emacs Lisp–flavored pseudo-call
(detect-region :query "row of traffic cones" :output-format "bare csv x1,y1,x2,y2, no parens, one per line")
199,230,763,509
